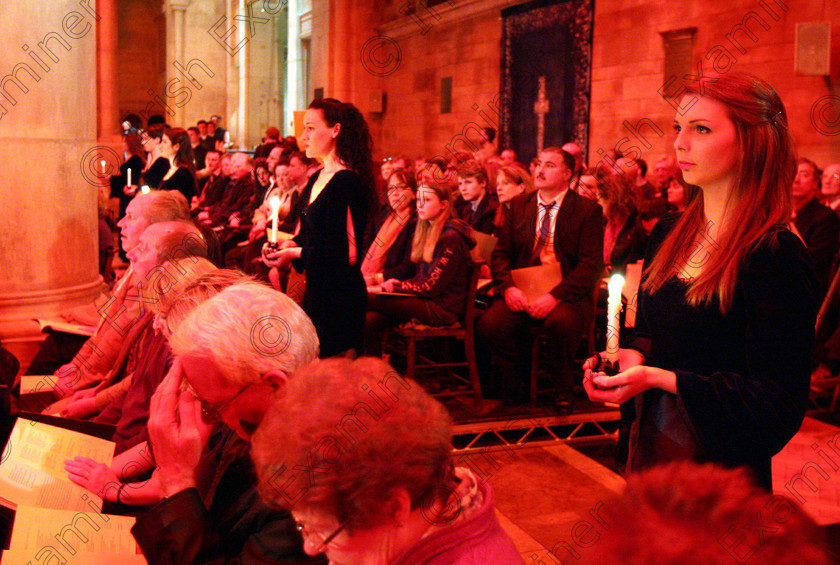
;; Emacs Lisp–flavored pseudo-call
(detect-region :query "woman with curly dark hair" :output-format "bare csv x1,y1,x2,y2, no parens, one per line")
263,98,376,357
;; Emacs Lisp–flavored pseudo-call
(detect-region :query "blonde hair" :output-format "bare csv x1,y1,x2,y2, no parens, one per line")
497,165,534,193
411,181,453,263
154,268,248,337
169,281,319,387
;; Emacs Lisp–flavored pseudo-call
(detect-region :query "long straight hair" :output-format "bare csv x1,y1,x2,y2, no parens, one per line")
411,181,454,263
642,72,795,312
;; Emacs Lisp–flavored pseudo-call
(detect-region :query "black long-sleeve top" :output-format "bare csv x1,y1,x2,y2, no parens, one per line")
159,166,197,202
626,214,818,490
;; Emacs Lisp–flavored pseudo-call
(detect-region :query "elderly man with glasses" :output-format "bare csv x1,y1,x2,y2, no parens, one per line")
130,281,323,564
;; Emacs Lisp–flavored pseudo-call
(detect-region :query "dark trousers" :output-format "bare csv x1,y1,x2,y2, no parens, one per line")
477,297,585,401
365,294,459,357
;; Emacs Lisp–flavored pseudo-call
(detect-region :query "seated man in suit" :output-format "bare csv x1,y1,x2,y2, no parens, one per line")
477,147,603,409
791,157,840,301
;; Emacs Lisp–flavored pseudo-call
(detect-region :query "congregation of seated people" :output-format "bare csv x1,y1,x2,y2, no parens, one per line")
53,111,833,416
5,102,837,563
42,107,840,410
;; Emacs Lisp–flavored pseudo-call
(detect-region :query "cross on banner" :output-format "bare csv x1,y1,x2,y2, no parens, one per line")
534,76,550,154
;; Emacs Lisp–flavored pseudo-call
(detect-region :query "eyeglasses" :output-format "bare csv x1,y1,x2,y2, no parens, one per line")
184,381,249,423
295,520,348,552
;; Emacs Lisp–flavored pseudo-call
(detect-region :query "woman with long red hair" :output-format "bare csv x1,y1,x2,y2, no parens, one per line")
584,72,818,490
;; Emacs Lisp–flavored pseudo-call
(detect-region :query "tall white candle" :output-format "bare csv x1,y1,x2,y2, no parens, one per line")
269,196,281,244
606,274,625,364
100,160,106,175
127,168,132,187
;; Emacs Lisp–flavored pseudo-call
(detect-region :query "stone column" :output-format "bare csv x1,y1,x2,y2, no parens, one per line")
167,0,190,65
0,0,103,368
237,0,250,148
97,0,121,152
284,0,301,136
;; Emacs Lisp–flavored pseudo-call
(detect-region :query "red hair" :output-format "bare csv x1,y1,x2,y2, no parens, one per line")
642,72,795,311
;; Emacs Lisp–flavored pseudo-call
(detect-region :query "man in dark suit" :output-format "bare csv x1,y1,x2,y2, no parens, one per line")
791,157,840,300
477,147,604,408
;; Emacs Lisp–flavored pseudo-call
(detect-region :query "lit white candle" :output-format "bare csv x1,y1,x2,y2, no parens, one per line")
269,195,281,244
606,274,625,365
127,168,132,187
100,160,106,175
141,185,150,194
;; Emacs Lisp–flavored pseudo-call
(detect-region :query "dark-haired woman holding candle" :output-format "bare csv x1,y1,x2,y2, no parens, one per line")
262,99,376,357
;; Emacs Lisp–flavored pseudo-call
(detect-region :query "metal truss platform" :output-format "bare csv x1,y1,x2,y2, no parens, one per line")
451,407,620,455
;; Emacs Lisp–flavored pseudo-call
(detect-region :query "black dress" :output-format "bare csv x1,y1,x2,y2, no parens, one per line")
159,166,197,202
626,214,818,490
142,157,169,189
293,169,370,357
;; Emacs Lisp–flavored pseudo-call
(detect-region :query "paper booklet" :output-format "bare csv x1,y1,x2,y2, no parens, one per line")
470,231,497,264
0,418,114,513
511,263,563,304
35,319,96,337
1,506,144,564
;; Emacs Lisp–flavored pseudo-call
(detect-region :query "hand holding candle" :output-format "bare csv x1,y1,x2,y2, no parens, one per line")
268,196,281,245
606,274,625,373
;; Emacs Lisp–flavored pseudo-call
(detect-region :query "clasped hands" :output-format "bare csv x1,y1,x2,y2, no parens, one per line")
503,286,557,319
261,239,301,269
582,348,677,405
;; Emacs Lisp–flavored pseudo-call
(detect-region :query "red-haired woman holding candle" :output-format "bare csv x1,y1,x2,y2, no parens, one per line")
583,72,818,490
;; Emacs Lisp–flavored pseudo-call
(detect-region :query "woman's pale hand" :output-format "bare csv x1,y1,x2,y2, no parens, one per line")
64,456,121,501
582,348,645,374
261,243,283,267
262,242,300,268
123,184,138,196
583,365,677,404
582,348,646,404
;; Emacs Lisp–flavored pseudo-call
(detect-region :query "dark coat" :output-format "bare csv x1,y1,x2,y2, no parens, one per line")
491,189,604,304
